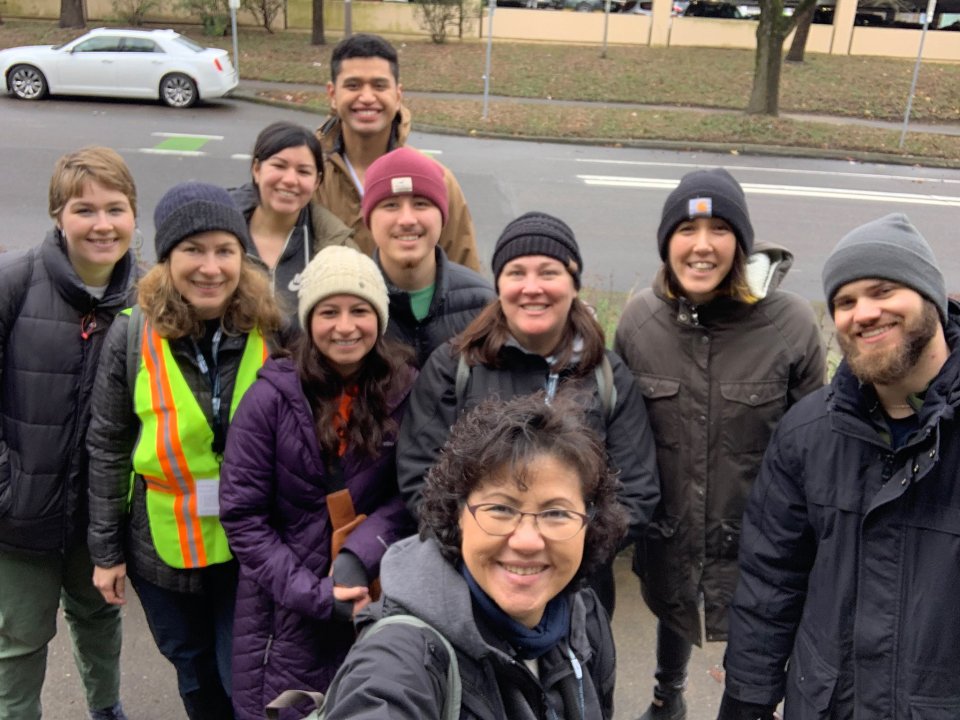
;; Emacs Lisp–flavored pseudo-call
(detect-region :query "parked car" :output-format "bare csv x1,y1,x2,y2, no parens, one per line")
683,1,745,17
547,0,630,11
0,27,238,108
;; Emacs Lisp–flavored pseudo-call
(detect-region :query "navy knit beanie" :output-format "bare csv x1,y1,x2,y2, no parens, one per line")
657,168,754,260
822,213,946,324
154,182,251,261
491,212,583,290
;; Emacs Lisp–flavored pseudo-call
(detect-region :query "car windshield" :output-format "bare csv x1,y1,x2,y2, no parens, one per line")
173,35,205,52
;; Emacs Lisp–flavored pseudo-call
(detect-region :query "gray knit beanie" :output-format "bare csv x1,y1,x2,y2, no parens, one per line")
154,181,251,261
491,212,583,290
297,246,389,333
822,213,946,324
657,168,754,260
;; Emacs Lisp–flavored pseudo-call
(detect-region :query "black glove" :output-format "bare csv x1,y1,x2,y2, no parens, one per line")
717,692,777,720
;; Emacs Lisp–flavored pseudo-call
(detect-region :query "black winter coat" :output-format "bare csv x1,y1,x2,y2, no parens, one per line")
322,536,617,720
0,230,136,554
376,247,495,368
723,307,960,720
397,342,660,540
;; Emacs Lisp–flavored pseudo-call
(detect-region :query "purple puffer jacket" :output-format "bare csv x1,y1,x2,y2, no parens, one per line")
219,356,417,720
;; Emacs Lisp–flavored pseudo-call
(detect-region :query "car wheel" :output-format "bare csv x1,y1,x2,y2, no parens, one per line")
8,64,48,101
160,73,198,108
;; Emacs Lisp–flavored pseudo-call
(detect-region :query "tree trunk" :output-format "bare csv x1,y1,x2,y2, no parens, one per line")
747,9,788,115
311,0,325,45
786,1,815,63
58,0,85,28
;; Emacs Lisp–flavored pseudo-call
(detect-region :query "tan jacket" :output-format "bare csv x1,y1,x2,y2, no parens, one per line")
316,106,480,271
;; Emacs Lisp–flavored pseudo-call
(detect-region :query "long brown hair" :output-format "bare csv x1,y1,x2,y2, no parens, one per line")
296,332,414,460
454,297,605,376
137,258,283,339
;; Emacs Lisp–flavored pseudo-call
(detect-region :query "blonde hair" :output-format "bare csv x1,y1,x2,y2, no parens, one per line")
137,258,283,339
49,146,137,220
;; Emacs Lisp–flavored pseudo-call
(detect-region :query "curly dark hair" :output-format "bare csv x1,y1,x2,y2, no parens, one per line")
295,332,414,460
419,392,628,583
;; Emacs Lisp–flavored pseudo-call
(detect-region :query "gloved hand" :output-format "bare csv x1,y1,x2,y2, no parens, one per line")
716,692,777,720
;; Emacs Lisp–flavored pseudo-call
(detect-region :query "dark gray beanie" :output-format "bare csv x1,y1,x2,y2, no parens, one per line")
822,213,946,324
657,168,754,260
154,181,251,261
491,212,583,290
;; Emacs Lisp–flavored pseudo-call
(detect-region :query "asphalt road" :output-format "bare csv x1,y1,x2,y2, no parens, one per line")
43,552,726,720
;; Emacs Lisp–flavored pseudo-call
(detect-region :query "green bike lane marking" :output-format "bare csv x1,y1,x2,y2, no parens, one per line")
142,132,224,156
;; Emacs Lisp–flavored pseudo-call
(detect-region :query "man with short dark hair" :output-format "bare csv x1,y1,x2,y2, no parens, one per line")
316,33,480,271
362,146,494,367
718,213,960,720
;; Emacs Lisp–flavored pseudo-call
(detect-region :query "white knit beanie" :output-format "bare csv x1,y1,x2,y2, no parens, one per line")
297,246,389,333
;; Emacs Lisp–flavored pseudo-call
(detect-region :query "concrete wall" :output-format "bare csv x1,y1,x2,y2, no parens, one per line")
6,0,960,61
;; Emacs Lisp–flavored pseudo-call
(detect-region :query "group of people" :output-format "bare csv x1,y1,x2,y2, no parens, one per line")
0,29,957,720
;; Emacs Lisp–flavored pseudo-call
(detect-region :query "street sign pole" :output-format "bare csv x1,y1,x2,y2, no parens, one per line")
482,0,495,120
228,0,240,75
899,0,937,149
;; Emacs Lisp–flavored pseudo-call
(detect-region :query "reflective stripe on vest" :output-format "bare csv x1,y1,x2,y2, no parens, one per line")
131,318,267,569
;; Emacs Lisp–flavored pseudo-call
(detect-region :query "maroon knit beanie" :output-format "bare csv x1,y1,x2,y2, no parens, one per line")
361,147,449,227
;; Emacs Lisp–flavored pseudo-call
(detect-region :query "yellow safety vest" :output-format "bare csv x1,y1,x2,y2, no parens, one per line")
130,316,267,569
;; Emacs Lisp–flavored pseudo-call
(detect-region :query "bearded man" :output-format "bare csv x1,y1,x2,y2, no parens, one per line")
717,213,960,720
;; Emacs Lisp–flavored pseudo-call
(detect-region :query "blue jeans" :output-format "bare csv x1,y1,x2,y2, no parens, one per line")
130,562,237,720
653,620,692,701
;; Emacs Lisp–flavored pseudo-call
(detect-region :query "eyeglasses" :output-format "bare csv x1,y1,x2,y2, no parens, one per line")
465,503,592,542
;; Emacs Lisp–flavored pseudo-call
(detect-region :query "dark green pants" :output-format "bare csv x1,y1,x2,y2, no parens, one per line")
0,543,122,720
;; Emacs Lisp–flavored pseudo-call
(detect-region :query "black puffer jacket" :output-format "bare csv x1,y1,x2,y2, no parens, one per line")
377,247,495,368
0,230,136,554
87,311,251,593
397,342,659,540
723,306,960,720
323,536,616,720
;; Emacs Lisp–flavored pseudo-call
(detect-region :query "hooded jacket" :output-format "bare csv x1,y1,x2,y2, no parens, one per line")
397,342,659,541
228,182,354,323
316,108,480,272
0,230,136,554
613,244,825,645
723,304,960,720
377,246,495,368
218,356,417,719
322,535,616,720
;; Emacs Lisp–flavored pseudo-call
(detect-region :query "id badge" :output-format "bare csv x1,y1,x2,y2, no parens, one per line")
195,478,221,517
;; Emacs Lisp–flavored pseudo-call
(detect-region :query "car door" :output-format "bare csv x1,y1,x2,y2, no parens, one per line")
116,37,167,99
53,35,121,95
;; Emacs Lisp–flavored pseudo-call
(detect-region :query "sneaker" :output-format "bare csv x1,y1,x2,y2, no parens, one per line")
637,693,687,720
89,701,129,720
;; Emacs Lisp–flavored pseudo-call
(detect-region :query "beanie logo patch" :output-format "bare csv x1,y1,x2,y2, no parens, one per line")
688,197,713,218
390,177,414,194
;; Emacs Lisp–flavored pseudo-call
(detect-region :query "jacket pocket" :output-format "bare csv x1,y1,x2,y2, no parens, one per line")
785,629,838,718
634,515,684,603
909,697,960,720
719,380,787,454
635,374,681,449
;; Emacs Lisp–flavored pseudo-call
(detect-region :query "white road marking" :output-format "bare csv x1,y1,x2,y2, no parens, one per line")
140,149,207,157
577,175,960,207
151,132,225,140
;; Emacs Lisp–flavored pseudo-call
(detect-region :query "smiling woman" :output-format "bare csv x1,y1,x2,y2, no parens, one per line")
320,393,628,720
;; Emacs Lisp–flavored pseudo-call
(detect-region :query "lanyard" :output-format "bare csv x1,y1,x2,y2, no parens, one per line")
343,154,364,198
192,326,225,455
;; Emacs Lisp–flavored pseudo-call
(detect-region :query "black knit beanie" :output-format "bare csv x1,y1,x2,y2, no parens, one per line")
154,181,251,261
656,168,754,260
491,212,583,290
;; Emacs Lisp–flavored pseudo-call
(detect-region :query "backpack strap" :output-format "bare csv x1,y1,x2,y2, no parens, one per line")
594,353,616,422
125,305,143,400
264,689,326,720
364,614,461,720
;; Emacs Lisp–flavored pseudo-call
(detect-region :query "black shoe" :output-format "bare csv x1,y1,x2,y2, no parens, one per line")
637,693,687,720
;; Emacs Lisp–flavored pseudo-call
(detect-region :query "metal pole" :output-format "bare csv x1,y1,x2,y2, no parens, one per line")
601,0,611,58
482,0,495,119
344,0,353,38
229,6,240,75
899,0,936,149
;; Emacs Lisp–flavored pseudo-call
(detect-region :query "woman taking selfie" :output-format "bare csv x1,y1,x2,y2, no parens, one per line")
87,182,283,720
219,246,417,720
398,211,659,615
614,168,825,720
323,393,628,719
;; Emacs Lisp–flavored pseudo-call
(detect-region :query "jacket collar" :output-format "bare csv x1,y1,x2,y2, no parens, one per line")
319,105,412,158
41,228,136,313
375,246,449,319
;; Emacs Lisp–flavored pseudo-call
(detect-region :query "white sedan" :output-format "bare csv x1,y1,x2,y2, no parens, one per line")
0,27,238,108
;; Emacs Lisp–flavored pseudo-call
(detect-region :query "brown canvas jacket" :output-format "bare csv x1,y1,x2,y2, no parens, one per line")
316,106,480,271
